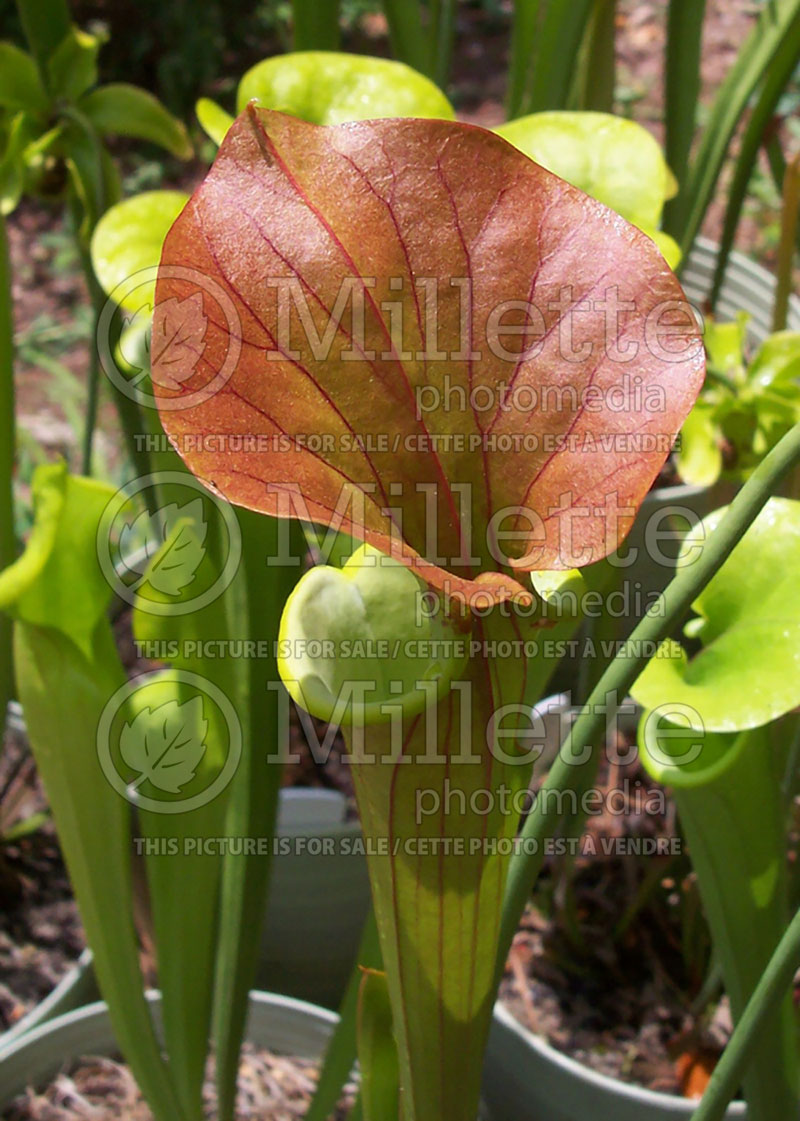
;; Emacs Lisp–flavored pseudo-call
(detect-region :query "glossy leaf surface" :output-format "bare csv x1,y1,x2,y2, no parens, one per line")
678,326,800,487
91,190,189,311
495,111,680,266
154,109,704,600
236,52,454,124
633,498,800,731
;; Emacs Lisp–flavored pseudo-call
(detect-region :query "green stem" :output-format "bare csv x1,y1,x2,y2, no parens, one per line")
292,0,341,51
0,214,15,724
773,152,800,333
79,248,103,477
672,727,797,1121
664,0,707,216
577,0,616,112
497,421,800,980
432,0,457,90
690,904,800,1121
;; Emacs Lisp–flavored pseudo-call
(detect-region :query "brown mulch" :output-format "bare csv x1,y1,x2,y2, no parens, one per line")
2,1045,358,1120
500,730,729,1098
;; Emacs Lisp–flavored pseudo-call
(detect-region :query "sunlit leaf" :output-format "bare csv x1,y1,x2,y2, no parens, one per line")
91,189,189,311
196,97,234,146
236,52,454,124
496,112,679,263
154,108,704,602
632,498,800,731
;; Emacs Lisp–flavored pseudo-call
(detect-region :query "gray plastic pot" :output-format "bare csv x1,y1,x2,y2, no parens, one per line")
484,695,748,1121
549,239,800,688
257,787,371,1010
483,1001,747,1121
0,948,98,1059
614,238,800,604
681,237,800,342
0,989,337,1110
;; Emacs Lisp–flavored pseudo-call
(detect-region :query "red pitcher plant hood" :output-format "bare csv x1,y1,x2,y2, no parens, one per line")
152,106,705,609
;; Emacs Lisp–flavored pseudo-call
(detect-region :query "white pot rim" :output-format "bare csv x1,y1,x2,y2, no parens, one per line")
492,1000,747,1116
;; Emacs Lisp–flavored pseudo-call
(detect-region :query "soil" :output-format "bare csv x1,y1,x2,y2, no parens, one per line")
2,1045,358,1120
0,727,84,1034
500,723,744,1099
0,599,355,1032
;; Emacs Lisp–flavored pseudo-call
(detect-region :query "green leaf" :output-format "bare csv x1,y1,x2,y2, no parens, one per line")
62,109,109,239
638,720,798,1121
0,114,29,216
306,908,382,1121
212,511,301,1121
80,83,192,158
575,0,616,113
292,0,341,51
664,0,707,206
14,0,71,75
632,497,800,732
47,27,100,102
506,0,594,117
90,189,189,311
669,0,800,253
1,463,187,1121
236,52,455,124
0,210,14,726
120,694,209,793
748,332,800,393
278,544,468,725
129,458,247,1121
0,461,113,657
120,502,207,597
676,401,723,487
495,111,675,238
708,22,800,308
358,970,400,1121
0,42,48,111
379,1,430,80
196,97,233,146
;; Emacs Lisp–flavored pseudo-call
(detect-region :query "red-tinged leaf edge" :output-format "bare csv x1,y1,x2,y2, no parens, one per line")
153,107,705,613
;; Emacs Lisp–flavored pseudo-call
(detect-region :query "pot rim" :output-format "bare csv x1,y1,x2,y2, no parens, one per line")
0,989,339,1107
491,1000,746,1115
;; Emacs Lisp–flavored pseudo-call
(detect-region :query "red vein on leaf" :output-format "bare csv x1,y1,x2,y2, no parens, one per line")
189,202,397,515
246,109,468,573
517,309,630,515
